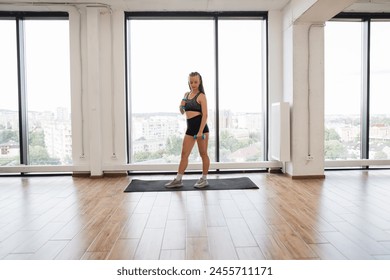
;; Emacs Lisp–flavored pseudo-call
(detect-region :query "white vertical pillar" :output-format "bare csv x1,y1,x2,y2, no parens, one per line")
98,9,127,174
285,22,325,178
86,8,103,177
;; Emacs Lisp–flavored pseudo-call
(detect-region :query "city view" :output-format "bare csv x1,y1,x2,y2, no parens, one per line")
3,108,390,166
0,108,72,166
325,115,390,160
131,110,264,164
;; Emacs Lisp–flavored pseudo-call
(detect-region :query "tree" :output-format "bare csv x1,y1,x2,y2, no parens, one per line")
0,130,18,143
29,129,46,147
220,130,241,152
325,127,341,141
165,135,182,156
28,128,60,164
29,146,60,165
325,139,348,160
373,151,388,160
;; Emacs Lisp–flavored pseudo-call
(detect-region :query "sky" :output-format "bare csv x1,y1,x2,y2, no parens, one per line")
0,19,70,112
324,21,390,116
2,18,389,117
128,19,264,114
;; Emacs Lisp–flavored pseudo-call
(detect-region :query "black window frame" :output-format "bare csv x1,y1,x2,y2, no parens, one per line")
0,11,69,170
124,11,269,167
328,12,390,166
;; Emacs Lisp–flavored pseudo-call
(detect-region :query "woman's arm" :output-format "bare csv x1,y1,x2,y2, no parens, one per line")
197,93,208,138
179,92,188,115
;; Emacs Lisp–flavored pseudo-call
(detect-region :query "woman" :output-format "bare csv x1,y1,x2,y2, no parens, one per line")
165,72,210,189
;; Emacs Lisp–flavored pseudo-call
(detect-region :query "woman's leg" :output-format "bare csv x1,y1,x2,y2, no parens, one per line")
178,135,196,174
196,133,210,175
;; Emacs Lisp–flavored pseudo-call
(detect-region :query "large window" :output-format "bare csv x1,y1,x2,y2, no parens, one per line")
218,19,265,162
0,20,19,166
127,19,216,164
325,15,390,162
370,21,390,160
324,21,362,160
0,14,71,167
126,13,267,167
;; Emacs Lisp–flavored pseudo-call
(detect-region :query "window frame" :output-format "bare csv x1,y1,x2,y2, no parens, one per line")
124,11,269,171
325,12,390,169
0,11,69,172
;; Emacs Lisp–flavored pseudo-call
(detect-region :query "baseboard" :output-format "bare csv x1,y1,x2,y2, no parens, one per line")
72,171,128,178
72,172,91,177
291,174,326,179
268,168,283,174
103,171,128,177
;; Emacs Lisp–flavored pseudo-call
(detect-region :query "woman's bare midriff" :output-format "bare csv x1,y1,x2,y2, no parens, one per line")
185,111,202,119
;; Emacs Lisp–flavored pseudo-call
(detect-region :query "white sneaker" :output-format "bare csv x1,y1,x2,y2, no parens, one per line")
164,178,183,188
194,178,209,189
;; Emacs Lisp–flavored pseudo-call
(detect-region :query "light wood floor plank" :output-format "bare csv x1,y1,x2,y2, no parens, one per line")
205,205,227,227
254,234,294,260
12,222,66,253
236,246,266,260
160,249,185,260
161,220,186,250
133,228,164,260
322,231,374,259
106,238,139,260
186,211,207,237
207,226,238,260
119,213,149,239
30,240,69,260
225,218,257,247
309,243,347,260
186,237,211,260
329,221,390,255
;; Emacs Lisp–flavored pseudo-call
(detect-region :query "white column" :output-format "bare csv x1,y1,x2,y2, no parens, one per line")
287,23,325,177
86,8,103,176
281,0,355,178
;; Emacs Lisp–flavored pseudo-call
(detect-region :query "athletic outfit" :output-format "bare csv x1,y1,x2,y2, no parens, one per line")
164,91,209,189
183,92,209,136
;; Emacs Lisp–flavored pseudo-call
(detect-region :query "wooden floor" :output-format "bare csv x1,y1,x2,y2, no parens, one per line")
1,170,390,260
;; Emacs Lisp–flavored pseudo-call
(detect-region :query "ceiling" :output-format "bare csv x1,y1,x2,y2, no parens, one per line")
1,0,390,13
0,0,291,11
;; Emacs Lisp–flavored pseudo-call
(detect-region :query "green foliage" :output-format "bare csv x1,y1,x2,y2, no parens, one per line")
373,151,388,160
324,139,348,160
27,128,60,165
220,130,247,152
325,128,341,141
29,129,46,147
165,135,183,156
0,130,18,143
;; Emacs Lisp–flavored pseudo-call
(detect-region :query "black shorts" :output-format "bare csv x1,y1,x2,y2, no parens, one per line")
185,115,209,136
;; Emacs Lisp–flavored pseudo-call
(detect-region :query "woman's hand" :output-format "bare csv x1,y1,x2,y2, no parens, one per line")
179,96,187,114
195,132,204,140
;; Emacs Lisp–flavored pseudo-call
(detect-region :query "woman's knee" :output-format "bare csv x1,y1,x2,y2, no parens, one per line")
199,151,209,159
181,151,191,159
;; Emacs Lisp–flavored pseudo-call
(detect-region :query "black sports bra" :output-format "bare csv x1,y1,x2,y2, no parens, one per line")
184,92,202,113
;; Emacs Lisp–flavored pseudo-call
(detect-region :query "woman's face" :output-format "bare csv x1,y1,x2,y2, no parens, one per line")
189,75,201,91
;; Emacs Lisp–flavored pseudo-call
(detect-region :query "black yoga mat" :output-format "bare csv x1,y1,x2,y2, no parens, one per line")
124,177,259,192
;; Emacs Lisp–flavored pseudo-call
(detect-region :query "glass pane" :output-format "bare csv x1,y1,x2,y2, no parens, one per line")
0,20,20,166
24,20,72,165
128,19,215,164
370,21,390,160
324,22,362,160
218,19,265,162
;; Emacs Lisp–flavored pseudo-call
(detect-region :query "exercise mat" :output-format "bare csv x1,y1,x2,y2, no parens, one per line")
124,177,259,192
